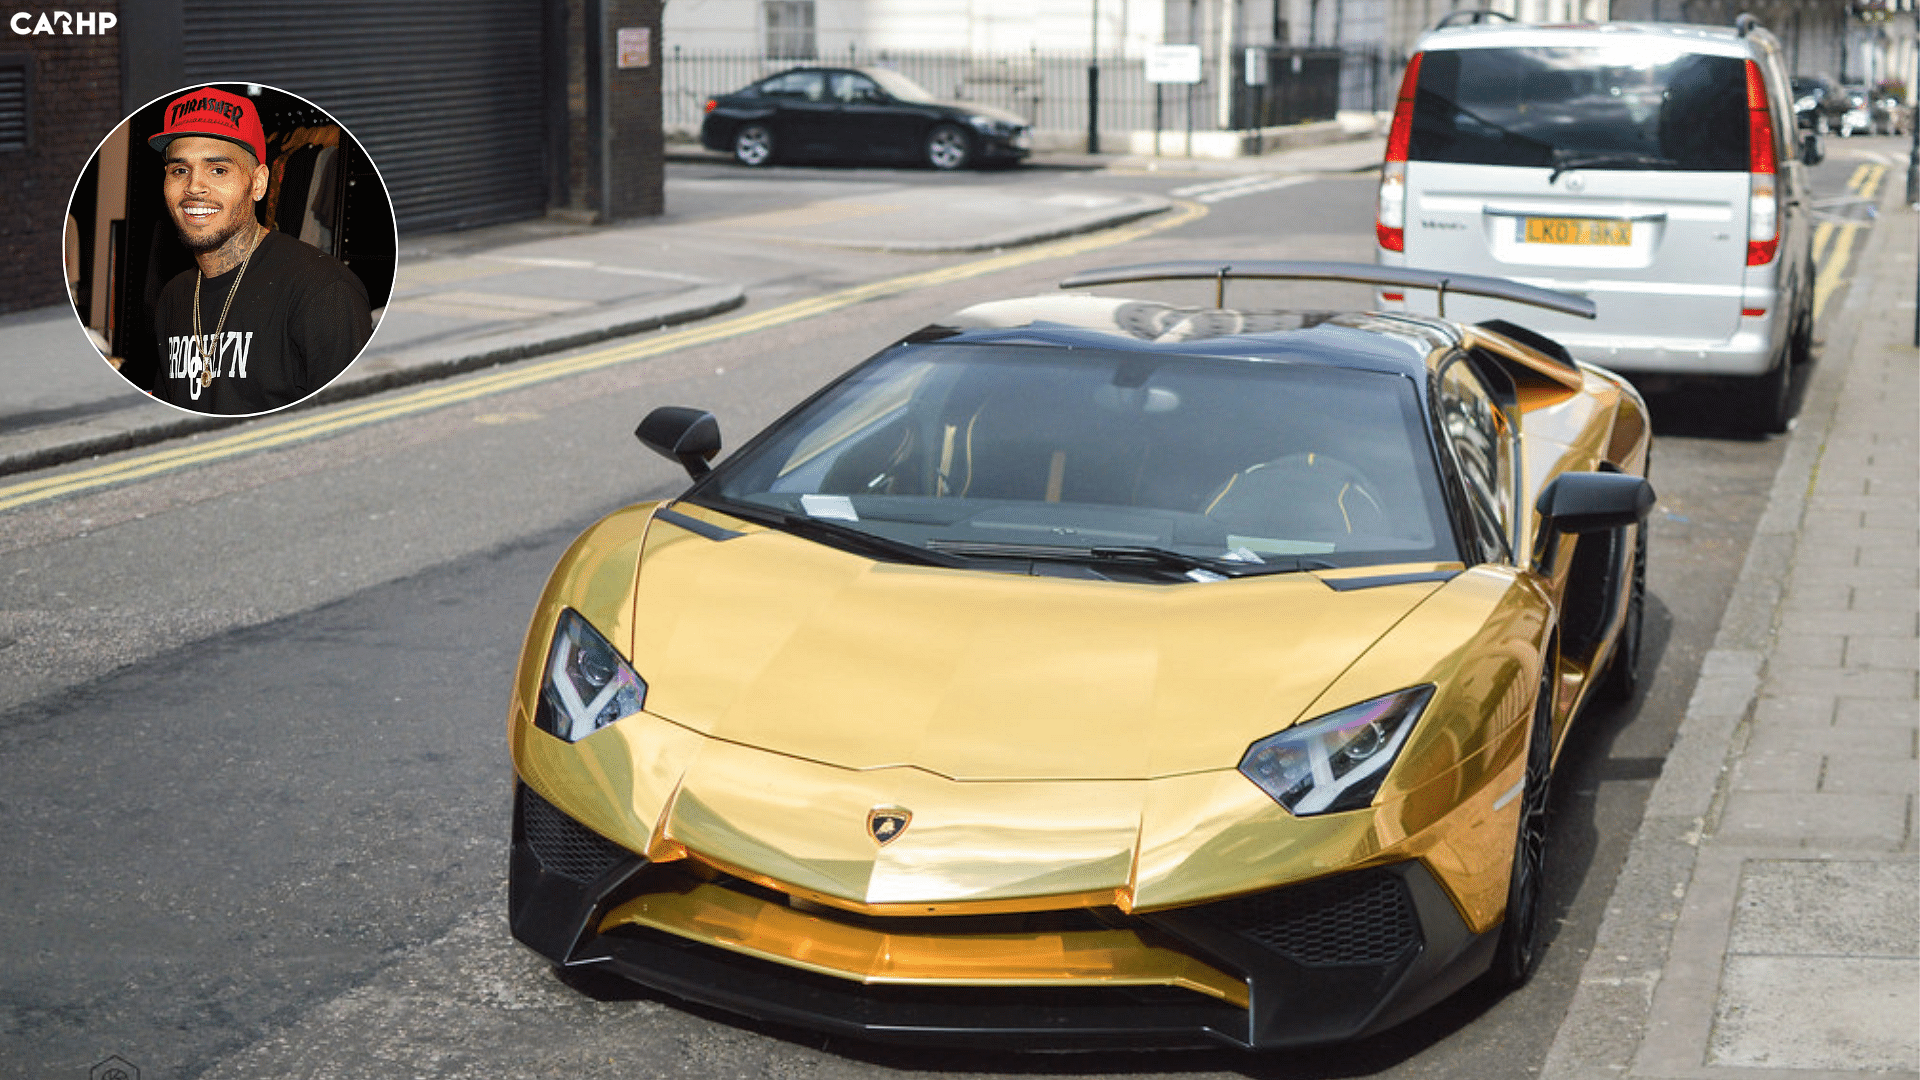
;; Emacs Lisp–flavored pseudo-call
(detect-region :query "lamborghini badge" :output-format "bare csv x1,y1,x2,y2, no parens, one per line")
867,807,911,846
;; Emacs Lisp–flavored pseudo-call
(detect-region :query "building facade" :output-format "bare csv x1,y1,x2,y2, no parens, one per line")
3,0,664,316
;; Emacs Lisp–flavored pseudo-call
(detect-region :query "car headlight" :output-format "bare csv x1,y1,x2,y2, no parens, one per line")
967,114,1014,136
533,609,647,742
1238,686,1435,815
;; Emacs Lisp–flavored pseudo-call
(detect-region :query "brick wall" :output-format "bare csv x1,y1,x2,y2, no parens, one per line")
0,6,121,314
607,0,664,220
560,0,664,222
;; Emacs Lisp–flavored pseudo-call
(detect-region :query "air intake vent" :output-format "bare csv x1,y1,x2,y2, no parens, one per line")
1208,869,1421,967
518,786,633,883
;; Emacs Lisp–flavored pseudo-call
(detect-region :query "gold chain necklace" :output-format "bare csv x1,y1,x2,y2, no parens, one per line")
192,226,263,389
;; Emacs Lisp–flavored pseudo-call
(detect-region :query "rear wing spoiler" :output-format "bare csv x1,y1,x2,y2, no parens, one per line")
1058,260,1597,321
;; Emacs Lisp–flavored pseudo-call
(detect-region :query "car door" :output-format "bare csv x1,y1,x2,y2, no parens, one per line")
1401,42,1755,349
759,70,838,159
830,70,921,163
1758,42,1814,325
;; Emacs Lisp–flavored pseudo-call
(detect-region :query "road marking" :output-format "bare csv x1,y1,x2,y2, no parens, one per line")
1811,163,1883,320
1169,174,1313,203
1856,162,1885,200
0,200,1209,515
1812,220,1834,264
1814,222,1860,320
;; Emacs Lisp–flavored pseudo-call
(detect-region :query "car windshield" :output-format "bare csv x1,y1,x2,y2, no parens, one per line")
694,342,1456,578
866,68,938,103
1410,46,1750,172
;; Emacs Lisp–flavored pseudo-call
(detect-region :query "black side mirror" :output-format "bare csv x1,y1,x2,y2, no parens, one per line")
1533,471,1655,570
636,406,722,481
1801,132,1824,166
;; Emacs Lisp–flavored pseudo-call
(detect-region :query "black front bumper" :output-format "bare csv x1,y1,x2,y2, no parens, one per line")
509,784,1497,1050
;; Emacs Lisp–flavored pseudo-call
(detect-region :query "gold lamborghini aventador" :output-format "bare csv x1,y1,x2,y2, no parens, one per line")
507,261,1654,1050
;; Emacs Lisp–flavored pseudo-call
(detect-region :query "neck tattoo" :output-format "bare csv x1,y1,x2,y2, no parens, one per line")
193,225,263,389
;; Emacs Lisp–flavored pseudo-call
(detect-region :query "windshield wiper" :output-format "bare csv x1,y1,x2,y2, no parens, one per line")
1549,149,1677,182
925,539,1330,579
689,498,965,568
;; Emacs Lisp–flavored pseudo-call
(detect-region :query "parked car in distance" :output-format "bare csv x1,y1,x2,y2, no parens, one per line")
1377,17,1820,433
1840,84,1873,137
1792,74,1849,134
700,66,1031,170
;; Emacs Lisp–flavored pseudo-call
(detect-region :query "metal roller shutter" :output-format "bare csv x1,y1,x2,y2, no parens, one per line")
182,0,548,234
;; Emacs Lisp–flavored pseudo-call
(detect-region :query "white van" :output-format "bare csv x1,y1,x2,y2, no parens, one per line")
1375,16,1819,432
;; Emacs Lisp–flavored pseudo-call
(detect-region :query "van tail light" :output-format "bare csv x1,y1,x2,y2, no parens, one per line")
1377,52,1423,252
1745,59,1779,266
705,98,718,113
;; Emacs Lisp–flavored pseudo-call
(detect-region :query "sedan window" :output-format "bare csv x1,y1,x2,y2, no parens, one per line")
831,72,883,103
759,71,826,101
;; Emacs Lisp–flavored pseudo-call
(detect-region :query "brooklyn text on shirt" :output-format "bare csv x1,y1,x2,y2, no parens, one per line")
166,331,254,401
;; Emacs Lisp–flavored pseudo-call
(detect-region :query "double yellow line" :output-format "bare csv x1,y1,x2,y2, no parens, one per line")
1812,162,1885,320
0,200,1207,515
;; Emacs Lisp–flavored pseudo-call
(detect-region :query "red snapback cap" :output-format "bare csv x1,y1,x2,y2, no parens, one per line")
148,86,267,165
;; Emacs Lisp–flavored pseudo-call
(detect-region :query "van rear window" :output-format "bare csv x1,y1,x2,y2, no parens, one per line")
1409,47,1749,172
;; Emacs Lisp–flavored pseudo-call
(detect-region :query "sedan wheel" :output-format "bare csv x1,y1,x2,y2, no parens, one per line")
733,123,774,167
1489,667,1555,990
926,123,972,170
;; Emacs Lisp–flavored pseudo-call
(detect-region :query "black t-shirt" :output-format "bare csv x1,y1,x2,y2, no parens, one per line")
153,229,373,414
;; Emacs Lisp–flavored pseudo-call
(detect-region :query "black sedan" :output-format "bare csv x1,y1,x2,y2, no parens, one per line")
700,67,1031,170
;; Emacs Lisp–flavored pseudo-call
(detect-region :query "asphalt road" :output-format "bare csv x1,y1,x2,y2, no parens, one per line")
0,139,1896,1080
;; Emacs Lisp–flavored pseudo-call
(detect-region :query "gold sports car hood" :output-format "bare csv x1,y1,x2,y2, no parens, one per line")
627,511,1446,783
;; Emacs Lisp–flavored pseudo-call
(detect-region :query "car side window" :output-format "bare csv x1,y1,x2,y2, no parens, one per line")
832,72,881,103
1437,357,1512,563
762,71,826,101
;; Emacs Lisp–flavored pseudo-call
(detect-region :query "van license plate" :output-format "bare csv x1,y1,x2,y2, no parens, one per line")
1521,217,1632,246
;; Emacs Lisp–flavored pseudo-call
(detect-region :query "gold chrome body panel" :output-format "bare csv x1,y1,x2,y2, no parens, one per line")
508,312,1652,1012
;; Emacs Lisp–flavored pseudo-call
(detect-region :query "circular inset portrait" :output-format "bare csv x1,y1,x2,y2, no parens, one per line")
64,83,396,416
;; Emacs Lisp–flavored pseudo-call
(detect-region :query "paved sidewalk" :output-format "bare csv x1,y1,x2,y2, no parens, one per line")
1544,188,1919,1074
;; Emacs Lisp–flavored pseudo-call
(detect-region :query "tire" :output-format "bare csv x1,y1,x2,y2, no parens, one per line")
733,123,774,167
1789,270,1815,369
926,123,972,170
1596,525,1646,703
1488,666,1556,990
1740,349,1795,435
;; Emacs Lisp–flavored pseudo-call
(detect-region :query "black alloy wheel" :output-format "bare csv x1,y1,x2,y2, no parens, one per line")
926,123,972,170
1489,664,1555,989
734,123,775,167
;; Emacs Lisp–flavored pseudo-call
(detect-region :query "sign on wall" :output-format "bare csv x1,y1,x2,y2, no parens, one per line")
1146,43,1202,84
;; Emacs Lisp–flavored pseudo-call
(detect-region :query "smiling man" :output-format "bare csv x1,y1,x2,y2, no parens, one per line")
149,86,373,414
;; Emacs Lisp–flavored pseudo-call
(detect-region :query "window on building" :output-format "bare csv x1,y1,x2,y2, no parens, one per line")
764,1,816,60
0,54,30,152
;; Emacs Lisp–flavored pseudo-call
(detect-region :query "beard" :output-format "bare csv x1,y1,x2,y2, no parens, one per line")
174,212,253,255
